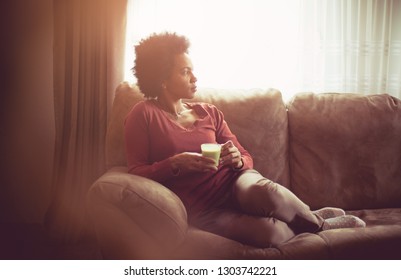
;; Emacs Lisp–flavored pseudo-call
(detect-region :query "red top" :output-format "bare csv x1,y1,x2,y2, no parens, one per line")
124,99,253,216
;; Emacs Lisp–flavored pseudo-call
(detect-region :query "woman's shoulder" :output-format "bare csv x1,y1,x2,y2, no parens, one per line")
126,100,158,122
129,99,157,114
188,101,220,112
187,102,224,123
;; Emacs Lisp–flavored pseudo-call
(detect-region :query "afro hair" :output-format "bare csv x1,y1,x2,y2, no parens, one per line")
132,32,190,98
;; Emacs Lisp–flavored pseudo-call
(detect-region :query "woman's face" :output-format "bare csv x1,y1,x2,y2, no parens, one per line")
163,53,197,100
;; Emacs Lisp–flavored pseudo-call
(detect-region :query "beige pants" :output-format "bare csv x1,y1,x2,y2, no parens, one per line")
191,169,324,247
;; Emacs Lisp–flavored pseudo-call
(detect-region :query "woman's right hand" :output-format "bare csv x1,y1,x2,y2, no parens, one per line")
169,152,218,175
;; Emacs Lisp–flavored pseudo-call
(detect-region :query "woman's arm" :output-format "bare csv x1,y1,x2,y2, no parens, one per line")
211,105,253,170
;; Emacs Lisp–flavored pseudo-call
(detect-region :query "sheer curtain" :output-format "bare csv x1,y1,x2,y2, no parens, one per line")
299,0,401,97
45,0,127,242
124,0,401,100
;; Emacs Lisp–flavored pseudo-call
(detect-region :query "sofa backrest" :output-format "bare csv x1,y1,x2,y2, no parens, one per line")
191,88,290,186
287,92,401,210
106,82,290,187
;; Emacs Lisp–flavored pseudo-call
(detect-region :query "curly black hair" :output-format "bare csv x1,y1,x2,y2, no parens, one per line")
132,32,190,98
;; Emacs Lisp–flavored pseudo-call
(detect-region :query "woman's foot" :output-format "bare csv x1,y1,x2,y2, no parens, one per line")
313,207,346,219
322,215,366,230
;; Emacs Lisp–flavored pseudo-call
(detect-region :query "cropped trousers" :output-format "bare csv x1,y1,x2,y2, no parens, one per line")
190,169,324,247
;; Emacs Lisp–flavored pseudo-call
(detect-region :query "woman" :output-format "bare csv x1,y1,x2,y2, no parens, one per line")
124,32,365,247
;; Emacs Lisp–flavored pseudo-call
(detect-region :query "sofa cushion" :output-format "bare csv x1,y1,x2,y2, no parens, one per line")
106,83,143,169
318,225,401,259
288,93,401,210
192,88,290,186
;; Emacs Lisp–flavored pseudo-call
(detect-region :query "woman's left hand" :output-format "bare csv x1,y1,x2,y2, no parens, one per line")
220,140,243,169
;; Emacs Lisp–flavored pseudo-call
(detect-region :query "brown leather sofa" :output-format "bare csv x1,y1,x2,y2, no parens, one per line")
87,82,401,259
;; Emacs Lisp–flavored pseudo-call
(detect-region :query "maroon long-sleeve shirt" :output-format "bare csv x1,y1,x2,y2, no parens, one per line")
124,99,253,216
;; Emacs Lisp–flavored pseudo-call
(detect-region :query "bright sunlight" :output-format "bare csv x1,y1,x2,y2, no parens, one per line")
124,0,401,100
124,0,303,100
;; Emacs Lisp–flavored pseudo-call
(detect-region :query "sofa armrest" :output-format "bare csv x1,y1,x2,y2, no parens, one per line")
87,166,188,259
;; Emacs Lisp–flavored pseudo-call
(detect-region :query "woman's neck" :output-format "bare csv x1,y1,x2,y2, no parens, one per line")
156,96,186,117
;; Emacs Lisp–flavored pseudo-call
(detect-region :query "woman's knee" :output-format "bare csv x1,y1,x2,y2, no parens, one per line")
234,176,282,216
234,170,280,197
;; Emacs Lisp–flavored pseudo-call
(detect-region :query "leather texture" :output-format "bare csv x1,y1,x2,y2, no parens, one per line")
288,92,401,210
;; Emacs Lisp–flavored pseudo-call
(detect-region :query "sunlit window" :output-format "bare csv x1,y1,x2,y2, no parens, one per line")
124,0,401,100
124,0,303,100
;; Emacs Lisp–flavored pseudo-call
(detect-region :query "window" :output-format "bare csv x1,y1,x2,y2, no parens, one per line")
124,0,401,100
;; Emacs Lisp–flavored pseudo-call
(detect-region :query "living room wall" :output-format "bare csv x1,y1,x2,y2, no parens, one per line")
0,0,54,224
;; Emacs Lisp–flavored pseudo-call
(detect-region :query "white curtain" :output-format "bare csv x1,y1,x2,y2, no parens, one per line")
299,0,401,97
124,0,401,100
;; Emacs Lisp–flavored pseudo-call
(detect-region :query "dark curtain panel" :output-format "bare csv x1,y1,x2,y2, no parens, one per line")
46,0,127,242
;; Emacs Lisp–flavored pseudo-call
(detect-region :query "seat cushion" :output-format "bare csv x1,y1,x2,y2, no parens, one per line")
317,225,401,259
316,208,401,259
